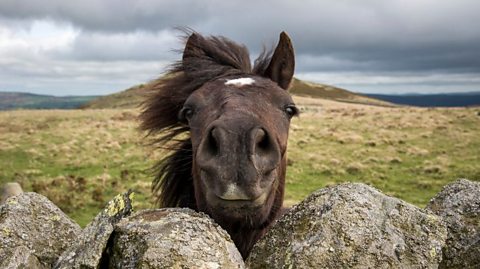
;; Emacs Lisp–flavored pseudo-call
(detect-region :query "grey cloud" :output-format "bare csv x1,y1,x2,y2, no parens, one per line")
0,0,209,32
295,44,480,73
0,58,167,95
0,0,479,95
2,1,478,42
54,30,179,61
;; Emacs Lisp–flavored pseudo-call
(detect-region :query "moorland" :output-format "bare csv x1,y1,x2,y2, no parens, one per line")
1,81,479,226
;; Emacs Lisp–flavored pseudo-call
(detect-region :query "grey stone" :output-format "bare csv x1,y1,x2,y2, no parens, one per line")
107,208,245,269
54,190,134,269
0,192,81,268
2,246,47,269
426,179,480,269
247,183,447,269
1,182,23,204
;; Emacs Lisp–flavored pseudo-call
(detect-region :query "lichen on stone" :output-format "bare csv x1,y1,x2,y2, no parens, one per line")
2,227,11,237
247,183,448,269
105,190,134,217
108,208,245,268
426,179,480,268
0,192,81,268
54,190,135,269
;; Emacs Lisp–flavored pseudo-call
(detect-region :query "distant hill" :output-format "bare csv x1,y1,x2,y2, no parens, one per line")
80,84,147,109
0,92,98,110
82,78,392,109
289,79,392,106
366,92,480,107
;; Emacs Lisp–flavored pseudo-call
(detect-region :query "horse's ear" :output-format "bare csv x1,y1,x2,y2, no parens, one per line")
182,33,201,61
263,32,295,90
181,32,251,74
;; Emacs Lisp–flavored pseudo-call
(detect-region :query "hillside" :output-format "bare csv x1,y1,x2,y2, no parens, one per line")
80,84,148,109
82,78,392,109
289,78,391,106
0,92,98,110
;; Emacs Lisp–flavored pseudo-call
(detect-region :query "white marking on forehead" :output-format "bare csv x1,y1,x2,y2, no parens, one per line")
225,77,255,87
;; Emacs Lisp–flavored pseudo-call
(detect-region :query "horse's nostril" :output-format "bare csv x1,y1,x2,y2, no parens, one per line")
251,127,280,172
206,127,219,155
254,128,270,152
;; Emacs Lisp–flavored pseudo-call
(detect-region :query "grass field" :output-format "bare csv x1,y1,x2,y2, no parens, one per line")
1,96,479,226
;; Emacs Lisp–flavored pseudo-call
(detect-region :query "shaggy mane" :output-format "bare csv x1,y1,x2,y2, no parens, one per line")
140,31,276,207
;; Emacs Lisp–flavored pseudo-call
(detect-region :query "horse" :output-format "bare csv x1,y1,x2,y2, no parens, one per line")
140,31,296,258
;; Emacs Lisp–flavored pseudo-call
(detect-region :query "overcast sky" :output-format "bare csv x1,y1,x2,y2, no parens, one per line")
0,0,479,96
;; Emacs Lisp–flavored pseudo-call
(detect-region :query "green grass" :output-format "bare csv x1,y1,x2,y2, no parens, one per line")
284,100,480,206
1,100,479,226
0,109,155,226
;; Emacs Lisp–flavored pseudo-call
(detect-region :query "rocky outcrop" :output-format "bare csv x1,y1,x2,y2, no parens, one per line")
0,182,23,204
247,183,448,269
107,208,245,269
1,190,244,269
2,180,479,268
54,191,134,269
0,192,81,268
426,179,480,269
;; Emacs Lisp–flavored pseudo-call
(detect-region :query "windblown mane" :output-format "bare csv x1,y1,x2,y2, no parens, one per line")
140,32,276,208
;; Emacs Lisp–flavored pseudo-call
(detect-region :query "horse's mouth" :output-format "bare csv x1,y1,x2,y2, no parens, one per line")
200,169,274,208
204,189,270,215
201,178,275,223
208,196,266,221
215,191,268,207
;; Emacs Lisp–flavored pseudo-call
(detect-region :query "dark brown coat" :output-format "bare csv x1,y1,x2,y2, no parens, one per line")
140,31,296,258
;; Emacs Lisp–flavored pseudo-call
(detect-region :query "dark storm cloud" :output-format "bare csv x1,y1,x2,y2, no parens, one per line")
1,0,479,74
0,0,209,32
0,0,479,95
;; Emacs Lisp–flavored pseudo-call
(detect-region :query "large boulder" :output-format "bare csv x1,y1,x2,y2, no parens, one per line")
426,179,480,269
247,183,447,268
54,190,135,269
107,208,245,269
0,192,81,268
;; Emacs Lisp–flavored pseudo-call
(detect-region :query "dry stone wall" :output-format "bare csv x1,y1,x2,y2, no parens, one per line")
1,179,479,269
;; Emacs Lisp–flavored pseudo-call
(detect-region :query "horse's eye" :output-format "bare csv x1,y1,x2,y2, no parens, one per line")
178,106,194,123
284,105,299,118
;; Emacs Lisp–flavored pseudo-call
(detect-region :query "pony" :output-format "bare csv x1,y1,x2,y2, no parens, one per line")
140,31,296,258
